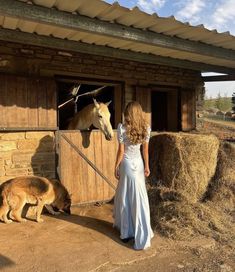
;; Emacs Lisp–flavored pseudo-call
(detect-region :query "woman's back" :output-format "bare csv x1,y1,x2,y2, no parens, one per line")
117,123,150,159
117,123,141,158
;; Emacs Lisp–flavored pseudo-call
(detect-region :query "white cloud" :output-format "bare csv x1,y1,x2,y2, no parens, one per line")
137,0,166,14
211,0,235,30
172,0,235,35
176,0,206,22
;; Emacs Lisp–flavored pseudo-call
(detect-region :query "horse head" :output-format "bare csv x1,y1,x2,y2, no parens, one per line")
92,99,114,141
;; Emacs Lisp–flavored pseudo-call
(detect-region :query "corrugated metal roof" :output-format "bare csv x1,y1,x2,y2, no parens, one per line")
1,0,235,69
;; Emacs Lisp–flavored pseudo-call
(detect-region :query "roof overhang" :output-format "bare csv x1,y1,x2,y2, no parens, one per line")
0,0,235,75
202,74,235,82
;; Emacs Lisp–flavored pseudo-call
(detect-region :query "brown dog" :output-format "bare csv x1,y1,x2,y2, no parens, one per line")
0,176,71,223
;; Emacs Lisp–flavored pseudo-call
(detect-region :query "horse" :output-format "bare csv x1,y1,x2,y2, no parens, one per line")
67,99,114,141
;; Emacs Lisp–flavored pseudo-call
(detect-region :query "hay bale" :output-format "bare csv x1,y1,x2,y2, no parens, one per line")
149,133,219,203
216,110,225,116
225,111,233,117
206,142,235,212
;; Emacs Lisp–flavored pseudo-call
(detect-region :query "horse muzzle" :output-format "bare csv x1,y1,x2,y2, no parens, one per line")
105,133,113,141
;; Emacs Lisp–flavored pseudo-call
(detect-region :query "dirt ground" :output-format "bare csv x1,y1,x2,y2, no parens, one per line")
197,117,235,142
0,204,234,272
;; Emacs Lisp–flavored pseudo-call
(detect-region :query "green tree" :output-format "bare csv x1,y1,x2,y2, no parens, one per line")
215,92,223,111
232,92,235,112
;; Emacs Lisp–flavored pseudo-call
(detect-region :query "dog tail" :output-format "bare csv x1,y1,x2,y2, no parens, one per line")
0,183,7,207
0,188,9,209
0,186,3,207
0,179,13,207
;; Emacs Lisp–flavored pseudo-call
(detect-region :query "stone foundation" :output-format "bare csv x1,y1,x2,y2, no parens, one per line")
0,131,56,184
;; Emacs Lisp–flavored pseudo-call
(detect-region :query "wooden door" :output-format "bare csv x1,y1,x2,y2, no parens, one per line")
57,130,118,205
181,89,196,131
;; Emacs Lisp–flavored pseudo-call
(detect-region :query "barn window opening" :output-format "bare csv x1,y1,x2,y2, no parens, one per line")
151,91,168,131
57,79,122,130
151,88,180,132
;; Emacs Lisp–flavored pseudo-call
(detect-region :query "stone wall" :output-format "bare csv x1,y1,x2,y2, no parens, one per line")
0,131,56,184
0,41,203,89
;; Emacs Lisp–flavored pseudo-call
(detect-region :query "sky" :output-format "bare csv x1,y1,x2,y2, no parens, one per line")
104,0,235,98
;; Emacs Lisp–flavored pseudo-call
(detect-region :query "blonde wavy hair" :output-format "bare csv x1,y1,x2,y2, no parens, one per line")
124,101,148,145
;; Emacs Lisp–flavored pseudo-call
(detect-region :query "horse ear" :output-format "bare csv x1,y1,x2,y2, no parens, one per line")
93,98,99,109
105,100,112,107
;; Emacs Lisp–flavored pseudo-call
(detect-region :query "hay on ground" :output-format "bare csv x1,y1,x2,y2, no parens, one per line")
148,188,235,245
148,135,235,247
206,142,235,212
149,133,219,203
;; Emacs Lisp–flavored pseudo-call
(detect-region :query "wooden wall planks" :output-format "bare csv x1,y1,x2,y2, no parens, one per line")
0,74,57,129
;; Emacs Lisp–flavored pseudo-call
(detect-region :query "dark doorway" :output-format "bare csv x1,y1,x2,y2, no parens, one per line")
151,91,168,131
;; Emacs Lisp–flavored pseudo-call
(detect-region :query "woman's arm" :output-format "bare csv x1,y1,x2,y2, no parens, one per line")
142,142,150,177
114,143,124,179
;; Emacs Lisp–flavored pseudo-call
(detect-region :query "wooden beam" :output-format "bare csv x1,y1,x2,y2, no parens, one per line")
0,0,235,62
0,28,234,75
202,75,235,82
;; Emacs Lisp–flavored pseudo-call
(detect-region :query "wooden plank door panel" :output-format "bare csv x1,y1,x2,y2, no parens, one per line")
59,131,118,205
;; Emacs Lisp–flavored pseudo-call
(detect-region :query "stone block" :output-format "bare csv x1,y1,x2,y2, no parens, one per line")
0,176,14,185
0,158,4,168
35,138,55,152
41,163,55,172
31,152,55,163
0,152,12,161
28,167,41,175
0,167,5,176
0,132,25,140
5,163,32,169
17,139,39,150
25,132,54,139
12,152,33,163
0,141,17,151
5,168,28,176
5,159,12,166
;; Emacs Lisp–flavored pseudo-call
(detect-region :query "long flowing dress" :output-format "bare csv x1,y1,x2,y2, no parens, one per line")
113,123,154,250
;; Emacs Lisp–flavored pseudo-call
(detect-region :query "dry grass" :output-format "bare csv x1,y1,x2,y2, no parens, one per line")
148,134,235,248
148,133,219,203
149,189,235,245
205,142,235,212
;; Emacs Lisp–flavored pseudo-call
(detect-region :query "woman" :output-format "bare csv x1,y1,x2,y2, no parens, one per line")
113,101,154,250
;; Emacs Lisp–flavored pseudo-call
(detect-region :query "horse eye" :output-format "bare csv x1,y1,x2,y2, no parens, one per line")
98,115,102,118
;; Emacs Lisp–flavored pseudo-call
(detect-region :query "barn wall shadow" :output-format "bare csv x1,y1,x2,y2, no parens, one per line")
22,135,56,218
31,135,56,178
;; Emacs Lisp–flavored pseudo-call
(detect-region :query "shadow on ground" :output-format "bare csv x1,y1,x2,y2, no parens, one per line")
45,209,133,249
0,254,15,269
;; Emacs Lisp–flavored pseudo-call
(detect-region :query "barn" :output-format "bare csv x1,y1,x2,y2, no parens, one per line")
0,0,235,205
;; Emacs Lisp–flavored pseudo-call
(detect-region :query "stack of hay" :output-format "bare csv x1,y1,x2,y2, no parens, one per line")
206,142,235,211
148,133,235,244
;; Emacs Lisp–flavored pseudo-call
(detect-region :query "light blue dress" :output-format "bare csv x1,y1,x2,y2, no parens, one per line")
113,123,154,250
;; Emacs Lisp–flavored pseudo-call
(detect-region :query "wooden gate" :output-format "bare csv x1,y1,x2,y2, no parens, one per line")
57,130,118,205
